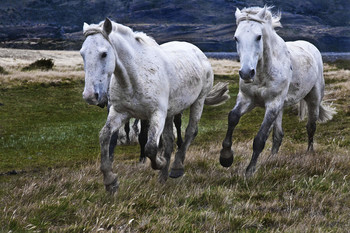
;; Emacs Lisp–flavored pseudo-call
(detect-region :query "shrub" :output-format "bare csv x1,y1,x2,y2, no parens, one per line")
22,58,54,71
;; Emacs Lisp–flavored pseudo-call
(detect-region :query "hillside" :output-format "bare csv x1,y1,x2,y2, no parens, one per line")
0,0,349,51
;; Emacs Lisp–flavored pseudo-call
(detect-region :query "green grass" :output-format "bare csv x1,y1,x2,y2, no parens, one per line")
0,63,350,232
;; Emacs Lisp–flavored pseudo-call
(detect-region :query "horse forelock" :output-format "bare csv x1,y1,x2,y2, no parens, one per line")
236,6,282,29
83,26,110,41
83,22,158,47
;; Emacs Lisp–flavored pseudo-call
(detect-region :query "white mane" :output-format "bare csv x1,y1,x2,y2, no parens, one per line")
236,6,282,29
83,20,158,46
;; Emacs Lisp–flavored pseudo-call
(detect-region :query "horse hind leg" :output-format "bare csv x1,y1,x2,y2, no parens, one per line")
306,103,319,152
174,113,183,148
144,111,167,170
159,117,175,183
304,86,321,152
169,100,204,178
124,120,131,144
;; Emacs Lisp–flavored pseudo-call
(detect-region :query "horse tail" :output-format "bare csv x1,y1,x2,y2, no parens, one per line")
298,99,336,123
204,82,230,106
318,102,336,123
298,99,308,121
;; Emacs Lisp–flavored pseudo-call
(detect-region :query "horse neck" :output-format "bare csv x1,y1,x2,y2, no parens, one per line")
110,32,141,90
257,26,287,75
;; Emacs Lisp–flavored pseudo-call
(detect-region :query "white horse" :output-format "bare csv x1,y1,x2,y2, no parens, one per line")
220,6,335,177
81,18,229,192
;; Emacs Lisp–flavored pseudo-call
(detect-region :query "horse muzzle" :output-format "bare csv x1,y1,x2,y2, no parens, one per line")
239,68,255,83
82,91,108,108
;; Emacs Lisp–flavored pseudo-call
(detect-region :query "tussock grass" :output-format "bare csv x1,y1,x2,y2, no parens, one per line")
0,66,9,75
21,58,54,71
1,143,349,232
0,49,349,231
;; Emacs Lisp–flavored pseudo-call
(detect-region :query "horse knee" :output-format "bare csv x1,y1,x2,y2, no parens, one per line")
228,109,240,126
145,142,157,159
99,125,111,145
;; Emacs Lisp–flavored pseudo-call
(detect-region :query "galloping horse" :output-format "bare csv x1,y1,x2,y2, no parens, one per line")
81,18,229,192
220,6,335,177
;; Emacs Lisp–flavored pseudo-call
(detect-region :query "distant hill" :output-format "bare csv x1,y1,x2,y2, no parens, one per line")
0,0,349,51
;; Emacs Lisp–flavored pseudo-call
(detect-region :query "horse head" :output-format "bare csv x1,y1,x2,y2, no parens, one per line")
234,7,267,83
234,6,281,83
80,18,115,108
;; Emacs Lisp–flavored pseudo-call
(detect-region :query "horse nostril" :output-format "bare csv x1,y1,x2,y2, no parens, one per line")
239,70,243,79
94,93,99,100
250,69,255,78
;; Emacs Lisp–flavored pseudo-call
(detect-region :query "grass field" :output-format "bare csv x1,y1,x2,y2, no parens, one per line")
0,48,349,232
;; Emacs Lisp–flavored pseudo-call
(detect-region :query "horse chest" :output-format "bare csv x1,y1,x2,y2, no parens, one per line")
241,80,283,106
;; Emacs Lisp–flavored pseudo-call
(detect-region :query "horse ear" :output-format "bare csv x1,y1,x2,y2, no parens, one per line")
103,18,113,35
257,6,267,20
83,22,89,33
235,8,242,20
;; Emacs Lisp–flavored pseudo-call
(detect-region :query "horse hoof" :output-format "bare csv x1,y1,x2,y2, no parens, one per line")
169,168,184,178
219,148,234,167
158,174,168,184
138,156,146,164
150,156,166,170
105,178,119,194
245,166,256,178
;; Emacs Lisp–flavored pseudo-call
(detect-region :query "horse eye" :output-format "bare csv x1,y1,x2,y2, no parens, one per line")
256,35,262,41
234,36,239,42
101,52,107,58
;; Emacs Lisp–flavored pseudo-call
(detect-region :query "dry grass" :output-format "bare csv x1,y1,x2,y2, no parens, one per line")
0,49,241,87
0,48,84,87
209,58,240,76
1,141,349,232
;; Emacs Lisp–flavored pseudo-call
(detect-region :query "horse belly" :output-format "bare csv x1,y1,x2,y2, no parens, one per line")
168,87,202,116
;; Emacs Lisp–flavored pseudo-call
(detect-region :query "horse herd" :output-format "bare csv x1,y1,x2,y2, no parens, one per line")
80,6,335,193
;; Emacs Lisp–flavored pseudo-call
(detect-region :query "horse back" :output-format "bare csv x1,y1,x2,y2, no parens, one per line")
160,41,214,115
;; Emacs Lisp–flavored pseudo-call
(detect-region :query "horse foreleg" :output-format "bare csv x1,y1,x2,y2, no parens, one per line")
145,111,167,170
138,120,149,163
246,106,281,177
220,96,252,167
271,111,284,155
174,113,183,149
99,107,129,193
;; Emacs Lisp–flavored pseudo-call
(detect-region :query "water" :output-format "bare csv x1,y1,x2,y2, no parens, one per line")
205,52,350,62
